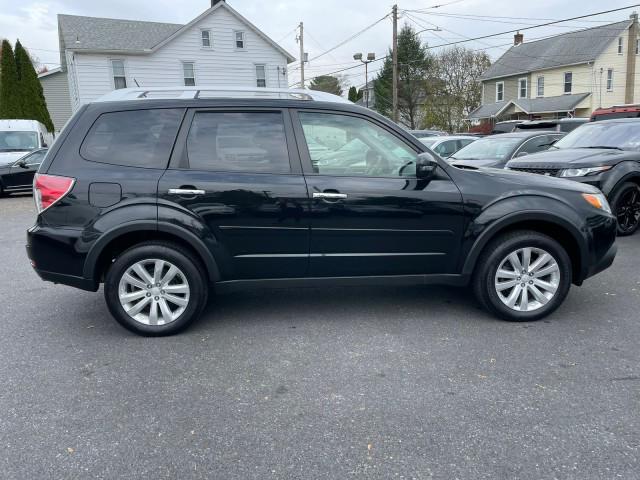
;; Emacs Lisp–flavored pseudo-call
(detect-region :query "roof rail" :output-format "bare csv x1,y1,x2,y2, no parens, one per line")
94,86,351,104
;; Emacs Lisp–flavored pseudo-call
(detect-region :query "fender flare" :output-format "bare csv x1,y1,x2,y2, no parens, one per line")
461,209,588,279
83,221,220,282
600,161,640,197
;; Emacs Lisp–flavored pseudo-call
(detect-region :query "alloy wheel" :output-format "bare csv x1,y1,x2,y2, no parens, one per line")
616,187,640,234
494,247,560,312
118,259,190,326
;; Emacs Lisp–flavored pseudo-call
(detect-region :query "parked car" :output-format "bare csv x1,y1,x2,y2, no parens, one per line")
27,86,617,336
408,129,447,138
507,118,640,236
419,135,478,158
448,131,565,168
0,148,47,196
0,120,52,167
591,104,640,122
514,118,588,133
492,120,524,134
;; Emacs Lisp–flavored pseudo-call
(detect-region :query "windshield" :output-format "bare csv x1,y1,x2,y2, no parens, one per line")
0,131,39,152
450,136,522,161
553,122,640,151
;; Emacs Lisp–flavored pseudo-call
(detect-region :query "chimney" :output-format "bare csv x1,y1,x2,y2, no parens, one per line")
211,0,224,6
514,32,524,46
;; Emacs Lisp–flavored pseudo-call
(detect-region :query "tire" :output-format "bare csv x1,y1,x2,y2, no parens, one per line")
104,242,208,336
609,182,640,236
473,230,572,322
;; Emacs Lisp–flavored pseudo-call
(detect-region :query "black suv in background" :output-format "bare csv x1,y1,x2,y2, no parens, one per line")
507,118,640,235
27,87,617,336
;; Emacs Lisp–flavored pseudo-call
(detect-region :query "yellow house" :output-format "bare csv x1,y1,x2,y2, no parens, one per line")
469,15,639,123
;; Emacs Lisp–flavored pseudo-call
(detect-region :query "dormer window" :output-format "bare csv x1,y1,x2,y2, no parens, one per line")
235,31,245,49
201,30,211,48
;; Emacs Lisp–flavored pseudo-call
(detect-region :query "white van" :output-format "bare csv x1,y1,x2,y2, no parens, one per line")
0,120,53,166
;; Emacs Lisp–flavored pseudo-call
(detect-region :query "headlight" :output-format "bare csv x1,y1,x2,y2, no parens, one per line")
582,193,612,214
559,166,612,177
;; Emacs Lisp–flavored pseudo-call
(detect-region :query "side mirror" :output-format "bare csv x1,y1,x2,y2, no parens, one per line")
42,143,48,148
17,160,28,168
416,152,439,179
515,151,529,158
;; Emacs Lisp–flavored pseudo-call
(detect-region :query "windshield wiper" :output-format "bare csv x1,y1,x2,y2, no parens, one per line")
582,146,623,151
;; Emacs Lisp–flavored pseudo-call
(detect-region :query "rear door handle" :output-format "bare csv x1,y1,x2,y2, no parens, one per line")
168,188,206,196
313,192,348,200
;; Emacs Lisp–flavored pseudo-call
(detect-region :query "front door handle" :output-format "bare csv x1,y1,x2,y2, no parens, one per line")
168,188,206,196
313,192,348,200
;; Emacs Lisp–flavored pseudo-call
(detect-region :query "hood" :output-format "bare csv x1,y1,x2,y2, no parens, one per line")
506,148,634,169
0,151,27,166
450,159,503,168
451,163,600,194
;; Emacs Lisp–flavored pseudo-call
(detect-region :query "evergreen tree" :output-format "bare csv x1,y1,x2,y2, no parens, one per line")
309,75,343,96
14,40,54,132
0,40,23,119
373,24,433,128
348,86,358,103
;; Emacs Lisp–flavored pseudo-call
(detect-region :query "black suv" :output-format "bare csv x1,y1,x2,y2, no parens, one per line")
507,118,640,236
27,88,617,336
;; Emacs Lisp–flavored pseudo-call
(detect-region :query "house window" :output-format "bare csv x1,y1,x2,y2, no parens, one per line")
201,30,211,48
111,60,126,89
636,38,639,55
536,76,544,97
235,31,245,49
518,77,528,99
496,81,504,102
564,72,572,94
618,37,624,54
183,62,195,86
255,64,266,87
607,69,614,91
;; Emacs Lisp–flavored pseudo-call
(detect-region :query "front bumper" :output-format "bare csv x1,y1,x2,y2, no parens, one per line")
584,242,617,281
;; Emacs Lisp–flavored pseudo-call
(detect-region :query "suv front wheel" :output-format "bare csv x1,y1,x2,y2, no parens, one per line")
610,182,640,236
104,242,208,336
473,231,572,321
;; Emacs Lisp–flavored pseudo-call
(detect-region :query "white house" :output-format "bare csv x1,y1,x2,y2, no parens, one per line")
43,0,295,129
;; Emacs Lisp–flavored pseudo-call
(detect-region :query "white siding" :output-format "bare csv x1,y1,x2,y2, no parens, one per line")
69,6,290,109
39,71,73,132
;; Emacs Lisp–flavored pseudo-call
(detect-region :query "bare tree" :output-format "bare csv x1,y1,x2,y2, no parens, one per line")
424,46,490,132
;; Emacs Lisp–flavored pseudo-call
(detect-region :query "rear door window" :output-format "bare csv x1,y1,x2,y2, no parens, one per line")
80,109,184,168
186,111,291,173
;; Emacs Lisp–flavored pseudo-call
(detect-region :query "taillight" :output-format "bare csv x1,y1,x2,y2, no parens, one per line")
33,173,75,214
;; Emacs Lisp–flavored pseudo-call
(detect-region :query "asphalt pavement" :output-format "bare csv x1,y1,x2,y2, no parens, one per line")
1,194,638,479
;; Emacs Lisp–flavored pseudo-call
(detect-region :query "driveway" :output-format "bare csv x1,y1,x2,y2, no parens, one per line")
1,194,638,479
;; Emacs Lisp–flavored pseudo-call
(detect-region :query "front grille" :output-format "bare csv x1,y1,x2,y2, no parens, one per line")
510,167,561,177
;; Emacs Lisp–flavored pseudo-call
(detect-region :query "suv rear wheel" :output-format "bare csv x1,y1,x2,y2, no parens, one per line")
610,182,640,236
104,242,208,336
473,231,572,322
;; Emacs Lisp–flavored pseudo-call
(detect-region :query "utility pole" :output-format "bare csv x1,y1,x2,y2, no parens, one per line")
392,5,399,122
298,22,305,88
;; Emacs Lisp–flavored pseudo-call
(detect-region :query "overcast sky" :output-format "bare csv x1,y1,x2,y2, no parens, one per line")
0,0,638,88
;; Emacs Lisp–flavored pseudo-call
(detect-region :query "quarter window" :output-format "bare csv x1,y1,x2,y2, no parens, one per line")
607,69,614,91
186,112,290,173
564,72,572,94
183,62,195,86
298,112,418,177
201,30,211,48
235,31,245,49
537,76,544,97
111,60,126,89
496,82,504,102
255,64,266,87
80,109,184,168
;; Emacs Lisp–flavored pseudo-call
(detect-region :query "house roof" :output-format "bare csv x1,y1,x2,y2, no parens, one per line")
481,20,631,80
58,1,295,62
468,93,591,119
